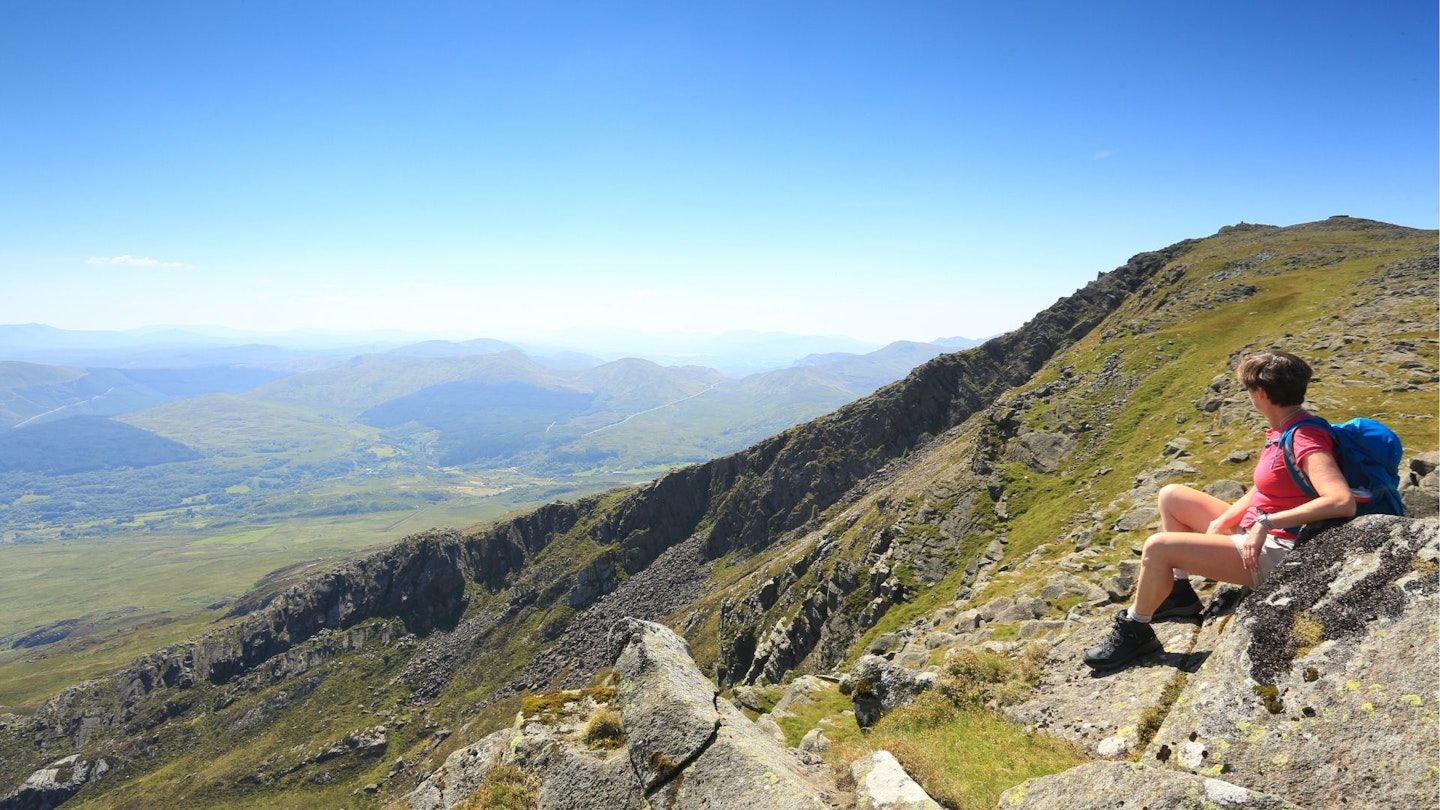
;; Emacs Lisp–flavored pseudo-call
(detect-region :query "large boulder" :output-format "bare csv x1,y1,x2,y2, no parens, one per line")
610,618,838,809
408,619,841,809
405,690,642,810
657,696,836,810
1143,516,1438,809
608,618,722,792
851,750,941,810
840,655,937,728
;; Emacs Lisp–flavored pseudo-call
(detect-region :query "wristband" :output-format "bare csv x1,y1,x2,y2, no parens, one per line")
1255,510,1274,531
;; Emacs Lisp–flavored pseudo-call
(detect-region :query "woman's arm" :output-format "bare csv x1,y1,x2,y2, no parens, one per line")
1263,451,1357,529
1207,488,1255,536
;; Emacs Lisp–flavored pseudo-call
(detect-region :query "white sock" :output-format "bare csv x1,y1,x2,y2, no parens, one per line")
1126,607,1152,624
1172,569,1188,581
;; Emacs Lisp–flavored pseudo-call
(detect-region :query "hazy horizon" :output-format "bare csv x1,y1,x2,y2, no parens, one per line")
0,319,950,353
0,319,980,377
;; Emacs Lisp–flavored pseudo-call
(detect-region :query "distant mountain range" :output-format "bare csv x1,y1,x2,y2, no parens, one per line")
0,333,983,537
0,336,977,477
0,323,985,376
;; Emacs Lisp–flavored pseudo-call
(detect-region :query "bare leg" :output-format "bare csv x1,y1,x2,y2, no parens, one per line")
1132,532,1253,616
1157,484,1229,582
1158,484,1230,533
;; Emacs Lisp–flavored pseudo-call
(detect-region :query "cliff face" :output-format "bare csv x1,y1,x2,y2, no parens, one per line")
1,217,1435,809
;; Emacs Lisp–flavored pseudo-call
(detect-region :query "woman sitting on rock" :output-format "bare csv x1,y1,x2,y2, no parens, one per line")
1083,350,1356,670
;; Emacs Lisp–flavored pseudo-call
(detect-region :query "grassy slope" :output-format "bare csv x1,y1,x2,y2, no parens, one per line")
992,224,1436,570
0,361,87,391
829,223,1438,633
120,393,376,458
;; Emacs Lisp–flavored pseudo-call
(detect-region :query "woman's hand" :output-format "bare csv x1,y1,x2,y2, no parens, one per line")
1208,490,1253,537
1207,516,1241,536
1240,523,1266,572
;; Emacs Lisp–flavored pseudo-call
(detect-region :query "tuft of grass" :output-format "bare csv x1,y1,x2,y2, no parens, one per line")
519,686,617,724
987,622,1021,643
827,642,1080,809
458,764,539,810
937,644,1047,710
771,684,856,748
582,705,625,750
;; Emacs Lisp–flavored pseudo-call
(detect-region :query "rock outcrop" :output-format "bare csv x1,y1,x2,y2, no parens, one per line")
406,619,842,810
610,619,839,809
0,755,109,810
7,531,462,758
851,750,942,810
840,655,937,729
404,696,644,810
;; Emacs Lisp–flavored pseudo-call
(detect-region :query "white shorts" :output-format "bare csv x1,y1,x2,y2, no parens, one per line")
1230,533,1296,588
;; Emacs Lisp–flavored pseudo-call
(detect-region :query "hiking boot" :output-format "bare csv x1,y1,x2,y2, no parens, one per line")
1083,610,1162,670
1152,578,1204,622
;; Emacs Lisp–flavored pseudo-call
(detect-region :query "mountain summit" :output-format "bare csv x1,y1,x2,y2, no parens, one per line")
1,216,1435,809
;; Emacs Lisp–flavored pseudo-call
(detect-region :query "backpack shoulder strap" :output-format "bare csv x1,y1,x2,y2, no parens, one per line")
1280,415,1331,499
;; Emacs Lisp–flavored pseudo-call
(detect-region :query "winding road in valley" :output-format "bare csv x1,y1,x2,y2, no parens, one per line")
582,383,719,436
13,387,116,428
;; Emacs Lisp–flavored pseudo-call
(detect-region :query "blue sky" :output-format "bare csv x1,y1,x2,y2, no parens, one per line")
1,1,1435,346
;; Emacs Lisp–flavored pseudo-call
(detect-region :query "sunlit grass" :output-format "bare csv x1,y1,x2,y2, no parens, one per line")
824,646,1082,809
830,692,1086,810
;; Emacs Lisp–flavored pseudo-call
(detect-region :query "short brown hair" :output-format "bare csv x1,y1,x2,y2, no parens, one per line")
1236,351,1312,406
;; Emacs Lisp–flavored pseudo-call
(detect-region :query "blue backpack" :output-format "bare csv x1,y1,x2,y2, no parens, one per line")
1280,415,1405,517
